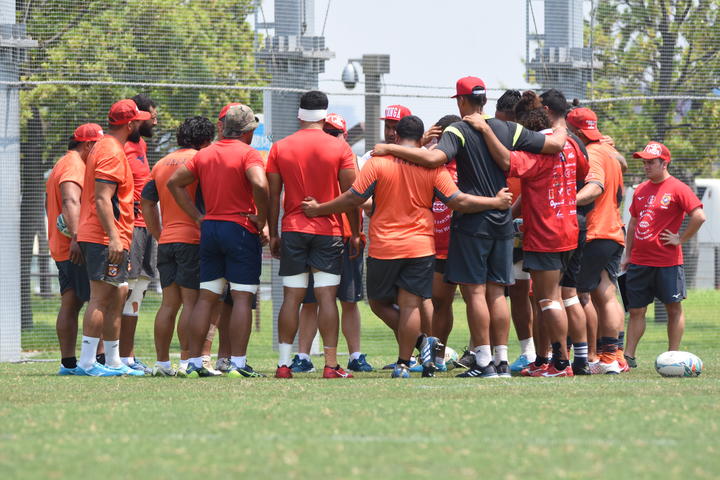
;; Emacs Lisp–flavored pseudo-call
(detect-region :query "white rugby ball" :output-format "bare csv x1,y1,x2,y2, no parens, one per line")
56,213,71,238
655,351,703,377
444,346,459,371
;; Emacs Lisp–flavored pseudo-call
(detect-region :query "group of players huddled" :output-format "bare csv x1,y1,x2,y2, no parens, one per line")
46,76,705,379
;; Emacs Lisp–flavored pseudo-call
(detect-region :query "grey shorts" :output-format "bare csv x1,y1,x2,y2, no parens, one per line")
445,230,513,286
625,264,686,308
128,226,158,280
56,260,90,302
279,231,343,276
157,243,200,290
367,255,434,301
79,242,130,285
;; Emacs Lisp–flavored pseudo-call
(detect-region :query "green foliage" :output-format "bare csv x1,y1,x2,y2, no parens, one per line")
20,0,264,164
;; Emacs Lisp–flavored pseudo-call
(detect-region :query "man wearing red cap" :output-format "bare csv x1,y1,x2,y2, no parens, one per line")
119,93,159,374
75,99,150,376
374,76,567,378
568,107,626,374
359,104,412,168
622,142,705,366
46,123,104,375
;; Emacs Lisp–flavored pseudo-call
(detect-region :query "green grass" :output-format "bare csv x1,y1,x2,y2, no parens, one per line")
3,291,720,478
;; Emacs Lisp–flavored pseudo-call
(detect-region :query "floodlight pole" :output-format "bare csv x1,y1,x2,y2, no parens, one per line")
360,55,390,149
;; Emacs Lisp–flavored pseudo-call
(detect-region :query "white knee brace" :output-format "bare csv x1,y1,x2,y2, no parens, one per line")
199,278,227,295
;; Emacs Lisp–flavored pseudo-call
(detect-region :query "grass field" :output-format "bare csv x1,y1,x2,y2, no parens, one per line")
2,291,720,479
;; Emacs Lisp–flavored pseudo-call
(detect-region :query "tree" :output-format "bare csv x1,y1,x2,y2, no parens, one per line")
18,0,264,328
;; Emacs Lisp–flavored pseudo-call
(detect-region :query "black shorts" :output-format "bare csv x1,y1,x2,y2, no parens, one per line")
157,243,200,290
576,239,623,293
434,258,447,275
79,242,130,285
56,260,90,302
279,231,343,276
560,229,586,288
303,239,364,303
523,250,572,272
128,226,158,280
367,255,434,301
625,264,686,308
445,230,513,285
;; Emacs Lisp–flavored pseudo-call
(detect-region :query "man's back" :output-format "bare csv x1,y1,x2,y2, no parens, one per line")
151,148,200,244
186,139,264,234
267,129,354,236
585,142,624,244
46,150,85,262
351,155,457,260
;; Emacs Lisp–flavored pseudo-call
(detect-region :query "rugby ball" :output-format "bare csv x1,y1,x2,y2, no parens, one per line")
655,351,703,377
444,346,459,371
56,213,71,238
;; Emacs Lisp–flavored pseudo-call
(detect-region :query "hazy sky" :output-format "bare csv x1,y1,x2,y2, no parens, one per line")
255,0,537,143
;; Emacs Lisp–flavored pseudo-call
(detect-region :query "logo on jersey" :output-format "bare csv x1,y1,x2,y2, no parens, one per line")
661,193,672,207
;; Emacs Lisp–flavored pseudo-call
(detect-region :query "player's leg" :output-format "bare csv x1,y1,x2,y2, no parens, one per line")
226,288,264,378
458,283,492,373
55,260,89,374
153,283,180,371
659,264,687,352
509,275,535,372
339,241,372,372
431,264,456,371
392,287,423,378
293,277,318,373
562,286,589,374
530,268,572,377
212,299,232,373
581,294,598,361
622,263,654,366
485,238,514,377
591,268,624,374
176,286,199,375
665,302,685,351
625,306,647,363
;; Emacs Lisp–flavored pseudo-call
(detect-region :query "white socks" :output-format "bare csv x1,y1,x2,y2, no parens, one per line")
104,340,122,368
278,343,292,367
493,345,508,365
473,345,492,367
156,360,171,369
519,337,537,362
121,356,134,366
231,355,247,369
349,352,361,361
298,352,310,361
189,357,203,368
79,336,99,370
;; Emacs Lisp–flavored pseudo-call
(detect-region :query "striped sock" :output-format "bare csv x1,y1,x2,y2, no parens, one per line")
573,342,588,364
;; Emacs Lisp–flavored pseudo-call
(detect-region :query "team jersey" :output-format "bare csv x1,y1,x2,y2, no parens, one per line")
142,148,200,245
125,138,150,228
266,128,355,236
46,150,85,262
629,176,702,267
185,139,264,234
351,155,459,260
566,132,592,230
435,118,546,239
432,159,457,259
77,136,134,250
584,142,625,244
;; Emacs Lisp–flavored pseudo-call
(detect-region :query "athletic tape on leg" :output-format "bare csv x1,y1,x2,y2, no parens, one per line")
200,278,227,295
122,278,151,316
563,296,580,308
313,271,341,287
540,299,563,311
229,283,258,294
283,272,309,288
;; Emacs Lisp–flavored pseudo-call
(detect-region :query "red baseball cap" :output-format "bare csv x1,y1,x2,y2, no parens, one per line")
73,123,104,142
325,113,347,133
108,99,151,125
219,102,243,120
633,141,672,164
452,76,487,98
566,107,603,141
380,105,411,121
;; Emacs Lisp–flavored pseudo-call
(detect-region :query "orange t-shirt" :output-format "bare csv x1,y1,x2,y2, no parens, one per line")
147,148,200,245
266,129,355,236
125,138,149,228
46,150,85,262
584,142,625,244
506,177,522,219
77,136,135,250
351,155,459,260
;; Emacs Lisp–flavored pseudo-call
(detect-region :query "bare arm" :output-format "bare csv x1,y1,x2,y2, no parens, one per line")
246,165,269,232
539,123,568,154
371,143,448,168
511,194,522,219
59,181,83,264
660,207,706,246
267,172,283,258
576,182,603,206
94,181,123,264
621,216,638,271
301,190,366,217
141,198,162,241
614,152,628,173
168,166,202,225
446,188,513,213
338,168,359,238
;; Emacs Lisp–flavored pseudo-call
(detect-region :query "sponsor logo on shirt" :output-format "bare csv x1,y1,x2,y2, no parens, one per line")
661,193,672,208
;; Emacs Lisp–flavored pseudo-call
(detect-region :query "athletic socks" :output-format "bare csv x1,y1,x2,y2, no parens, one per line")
534,356,549,367
231,355,247,369
600,337,619,356
519,337,536,362
349,352,361,361
95,353,105,365
551,342,570,370
435,355,446,367
121,356,134,367
278,343,292,367
397,358,411,367
473,345,492,367
298,353,310,361
493,345,508,366
572,342,589,365
104,340,122,368
61,356,77,369
189,357,203,368
415,334,426,351
79,336,100,370
156,360,171,369
618,331,625,351
179,360,189,371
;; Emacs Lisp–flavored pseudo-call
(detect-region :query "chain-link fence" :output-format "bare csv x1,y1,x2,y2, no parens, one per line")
1,0,719,362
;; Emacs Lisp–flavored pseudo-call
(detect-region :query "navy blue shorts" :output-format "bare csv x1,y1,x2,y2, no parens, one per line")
56,260,90,302
445,230,513,286
560,229,586,288
303,239,364,304
625,264,686,308
576,239,623,293
523,250,573,273
199,220,261,285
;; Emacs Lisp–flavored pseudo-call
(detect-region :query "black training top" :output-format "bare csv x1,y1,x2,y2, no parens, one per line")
436,119,545,239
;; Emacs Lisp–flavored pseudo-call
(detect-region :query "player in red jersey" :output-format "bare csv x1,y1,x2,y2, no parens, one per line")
472,91,579,377
622,142,705,366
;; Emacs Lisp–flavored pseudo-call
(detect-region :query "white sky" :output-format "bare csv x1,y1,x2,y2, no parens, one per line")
254,0,537,143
